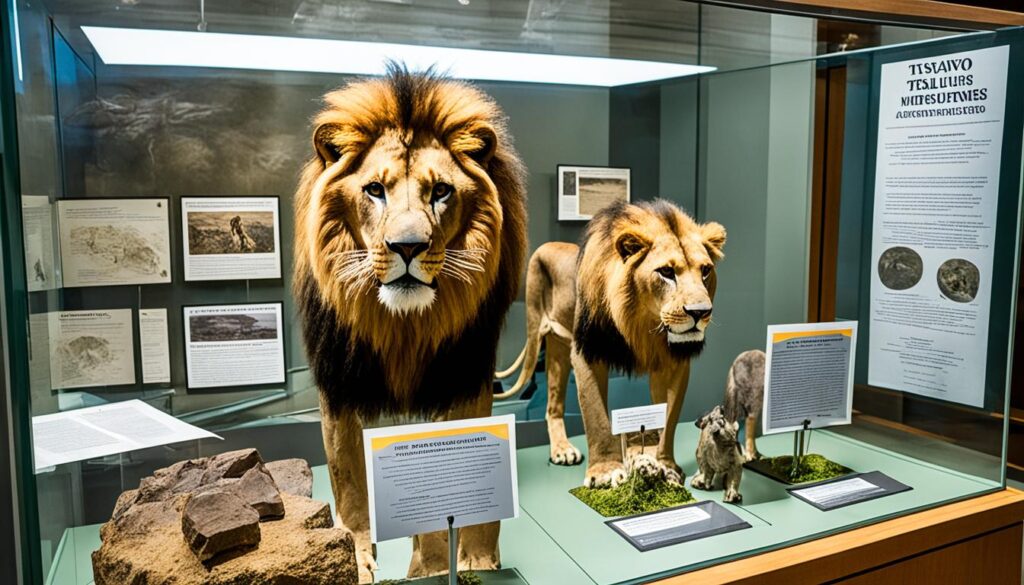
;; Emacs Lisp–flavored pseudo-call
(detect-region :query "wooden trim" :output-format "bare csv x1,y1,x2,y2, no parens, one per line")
710,0,1024,29
654,489,1024,584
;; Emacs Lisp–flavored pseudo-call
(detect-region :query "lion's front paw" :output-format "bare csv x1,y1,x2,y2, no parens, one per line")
742,448,761,463
724,489,743,504
550,441,583,466
355,547,377,584
584,461,628,488
658,458,684,485
458,550,500,572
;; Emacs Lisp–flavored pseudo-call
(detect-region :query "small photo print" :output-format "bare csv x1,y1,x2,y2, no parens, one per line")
188,312,279,342
557,165,630,221
187,211,276,255
579,177,629,216
562,171,577,196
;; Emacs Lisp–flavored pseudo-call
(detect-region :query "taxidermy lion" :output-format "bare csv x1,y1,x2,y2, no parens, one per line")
295,64,526,583
496,200,725,488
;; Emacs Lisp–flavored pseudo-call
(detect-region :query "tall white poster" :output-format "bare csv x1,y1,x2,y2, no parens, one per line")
868,45,1009,408
183,303,286,389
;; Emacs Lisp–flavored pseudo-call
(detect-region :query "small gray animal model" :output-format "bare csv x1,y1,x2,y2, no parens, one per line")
691,405,744,503
723,349,765,462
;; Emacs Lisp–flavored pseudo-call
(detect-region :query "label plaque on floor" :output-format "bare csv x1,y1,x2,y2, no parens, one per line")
606,500,750,552
788,471,911,511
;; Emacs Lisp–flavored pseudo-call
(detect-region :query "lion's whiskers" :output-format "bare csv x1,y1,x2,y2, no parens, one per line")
440,248,487,285
331,250,376,299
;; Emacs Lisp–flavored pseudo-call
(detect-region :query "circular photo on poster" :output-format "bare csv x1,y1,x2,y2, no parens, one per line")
937,258,980,303
877,246,923,290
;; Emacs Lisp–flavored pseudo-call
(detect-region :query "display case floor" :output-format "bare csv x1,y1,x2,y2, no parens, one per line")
51,423,999,585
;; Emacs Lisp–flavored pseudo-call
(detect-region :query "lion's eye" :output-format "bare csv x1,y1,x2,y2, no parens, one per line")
431,182,453,203
656,266,675,280
363,182,385,199
701,265,712,280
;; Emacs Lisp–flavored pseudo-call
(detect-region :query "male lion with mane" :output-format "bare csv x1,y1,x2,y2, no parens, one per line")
496,200,724,487
294,64,526,582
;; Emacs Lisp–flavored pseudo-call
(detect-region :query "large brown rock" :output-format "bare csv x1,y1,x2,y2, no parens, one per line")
202,448,264,482
182,491,261,562
93,492,357,585
92,452,357,584
234,467,285,519
266,458,314,498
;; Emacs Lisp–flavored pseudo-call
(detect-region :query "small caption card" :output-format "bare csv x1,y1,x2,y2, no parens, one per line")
611,403,667,435
606,501,750,552
788,471,911,511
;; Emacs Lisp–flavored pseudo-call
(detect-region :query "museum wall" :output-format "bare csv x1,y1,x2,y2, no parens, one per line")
55,63,613,392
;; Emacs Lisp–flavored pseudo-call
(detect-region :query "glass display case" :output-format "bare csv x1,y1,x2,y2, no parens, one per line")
1,1,1022,583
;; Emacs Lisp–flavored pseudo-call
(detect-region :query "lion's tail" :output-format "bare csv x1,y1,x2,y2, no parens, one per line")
495,347,526,379
494,252,551,400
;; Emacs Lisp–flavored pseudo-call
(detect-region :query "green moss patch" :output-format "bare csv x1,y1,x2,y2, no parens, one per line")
570,471,696,517
764,454,851,484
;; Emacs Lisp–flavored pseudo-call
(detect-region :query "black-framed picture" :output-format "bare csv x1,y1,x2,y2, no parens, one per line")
180,195,282,281
182,301,286,389
56,197,172,287
556,165,631,221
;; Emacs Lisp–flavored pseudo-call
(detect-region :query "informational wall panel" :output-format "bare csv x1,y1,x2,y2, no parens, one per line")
868,45,1009,408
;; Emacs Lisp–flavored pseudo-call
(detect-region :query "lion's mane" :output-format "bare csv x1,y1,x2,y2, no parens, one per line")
295,65,527,418
573,199,724,374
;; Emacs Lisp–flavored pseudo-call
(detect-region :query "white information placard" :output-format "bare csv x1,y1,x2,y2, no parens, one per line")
183,302,285,389
868,45,1009,408
557,165,630,221
363,414,518,543
181,196,282,281
48,309,136,390
763,322,858,435
57,198,171,287
22,195,61,291
139,308,171,384
32,399,221,472
611,403,667,435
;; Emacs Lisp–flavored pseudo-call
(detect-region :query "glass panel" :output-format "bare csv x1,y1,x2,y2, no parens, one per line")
3,0,1021,582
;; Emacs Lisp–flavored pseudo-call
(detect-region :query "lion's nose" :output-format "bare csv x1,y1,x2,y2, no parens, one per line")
386,240,430,264
684,304,712,322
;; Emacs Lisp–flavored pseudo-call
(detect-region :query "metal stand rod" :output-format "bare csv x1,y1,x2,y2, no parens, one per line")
790,419,811,480
448,515,457,585
639,424,645,456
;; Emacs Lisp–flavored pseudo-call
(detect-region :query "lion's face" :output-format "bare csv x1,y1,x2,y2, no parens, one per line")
607,204,726,353
330,129,494,314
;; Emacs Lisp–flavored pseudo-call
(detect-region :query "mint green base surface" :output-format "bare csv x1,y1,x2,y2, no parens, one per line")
49,424,1000,585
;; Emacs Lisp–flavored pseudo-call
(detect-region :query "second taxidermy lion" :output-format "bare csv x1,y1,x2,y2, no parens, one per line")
497,200,725,487
295,65,526,583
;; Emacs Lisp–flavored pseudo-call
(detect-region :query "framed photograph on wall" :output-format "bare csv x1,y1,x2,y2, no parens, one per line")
57,198,172,287
47,308,136,390
182,302,286,389
557,165,631,221
180,196,282,281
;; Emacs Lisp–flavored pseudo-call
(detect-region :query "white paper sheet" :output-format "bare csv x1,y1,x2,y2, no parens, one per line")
57,198,172,287
181,196,282,281
139,308,171,384
183,302,286,389
32,400,221,472
22,195,61,291
47,309,136,390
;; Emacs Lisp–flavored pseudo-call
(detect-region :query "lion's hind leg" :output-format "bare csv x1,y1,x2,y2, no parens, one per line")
546,337,582,465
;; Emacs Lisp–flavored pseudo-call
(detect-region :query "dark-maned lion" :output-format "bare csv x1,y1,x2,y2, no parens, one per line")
497,200,724,488
294,64,526,582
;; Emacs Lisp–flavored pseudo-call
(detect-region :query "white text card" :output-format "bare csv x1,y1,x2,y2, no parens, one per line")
763,321,858,435
363,414,518,543
611,403,667,435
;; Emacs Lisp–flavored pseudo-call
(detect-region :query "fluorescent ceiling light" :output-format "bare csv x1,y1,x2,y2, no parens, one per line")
81,26,715,87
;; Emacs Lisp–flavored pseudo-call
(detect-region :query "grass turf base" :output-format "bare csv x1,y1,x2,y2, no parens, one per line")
570,471,696,517
758,453,852,484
